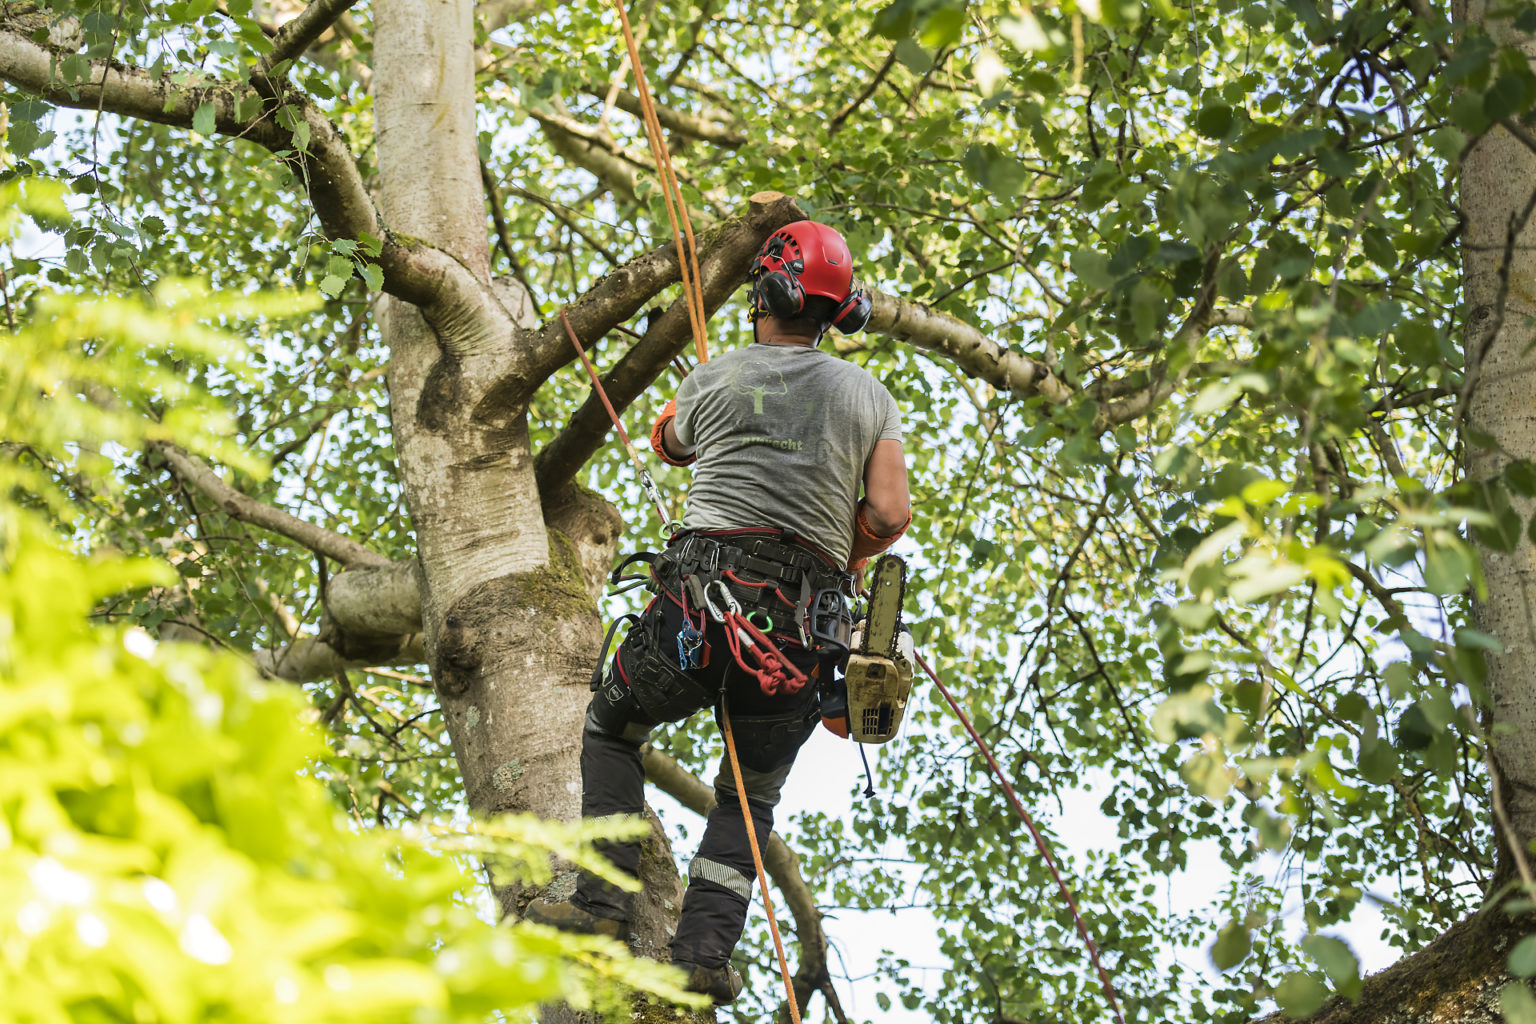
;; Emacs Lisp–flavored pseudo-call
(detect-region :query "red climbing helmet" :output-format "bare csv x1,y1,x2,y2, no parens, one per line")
748,220,873,333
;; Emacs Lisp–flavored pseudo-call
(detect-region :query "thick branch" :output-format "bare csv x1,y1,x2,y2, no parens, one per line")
254,560,424,681
642,746,834,1012
150,441,390,568
537,113,640,202
477,0,540,33
255,631,425,681
531,191,806,493
0,29,462,310
868,289,1071,404
256,0,363,74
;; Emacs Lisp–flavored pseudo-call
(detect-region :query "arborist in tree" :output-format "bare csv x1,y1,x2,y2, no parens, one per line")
526,221,912,1004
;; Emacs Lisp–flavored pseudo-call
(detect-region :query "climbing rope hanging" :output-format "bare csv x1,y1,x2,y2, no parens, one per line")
611,0,710,364
915,650,1126,1024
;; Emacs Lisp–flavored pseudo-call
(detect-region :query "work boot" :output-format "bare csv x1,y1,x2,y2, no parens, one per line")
522,897,629,940
672,960,743,1005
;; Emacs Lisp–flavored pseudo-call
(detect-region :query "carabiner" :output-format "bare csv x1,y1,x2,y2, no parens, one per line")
703,579,741,624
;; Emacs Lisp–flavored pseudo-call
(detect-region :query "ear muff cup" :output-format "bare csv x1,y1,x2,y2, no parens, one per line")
831,290,872,333
756,270,805,318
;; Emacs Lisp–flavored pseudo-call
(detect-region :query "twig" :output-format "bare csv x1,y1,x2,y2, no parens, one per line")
830,49,897,135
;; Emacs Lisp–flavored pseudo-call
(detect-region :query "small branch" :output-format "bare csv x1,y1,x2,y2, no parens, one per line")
480,159,542,307
255,0,363,75
0,262,15,332
0,28,461,311
504,183,621,266
581,86,746,147
1090,304,1252,431
829,49,897,135
149,441,390,568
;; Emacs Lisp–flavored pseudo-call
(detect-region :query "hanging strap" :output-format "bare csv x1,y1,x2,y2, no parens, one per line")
561,309,679,536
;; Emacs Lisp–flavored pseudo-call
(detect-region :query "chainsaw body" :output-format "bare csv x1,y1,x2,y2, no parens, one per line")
844,554,913,744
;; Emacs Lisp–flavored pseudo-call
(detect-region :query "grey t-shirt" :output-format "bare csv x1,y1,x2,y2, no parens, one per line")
672,343,903,565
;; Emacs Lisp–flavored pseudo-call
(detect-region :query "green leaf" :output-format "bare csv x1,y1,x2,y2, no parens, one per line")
1274,970,1330,1017
1423,542,1471,595
1196,103,1234,139
359,264,384,292
319,274,348,298
1506,460,1536,497
1503,982,1536,1024
1511,936,1536,978
1358,739,1399,784
1211,920,1252,970
1302,935,1360,998
193,101,216,137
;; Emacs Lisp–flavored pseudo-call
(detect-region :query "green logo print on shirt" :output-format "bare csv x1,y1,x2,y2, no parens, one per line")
729,358,788,415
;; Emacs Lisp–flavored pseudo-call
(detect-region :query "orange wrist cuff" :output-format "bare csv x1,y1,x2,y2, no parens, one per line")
847,500,910,567
650,398,696,467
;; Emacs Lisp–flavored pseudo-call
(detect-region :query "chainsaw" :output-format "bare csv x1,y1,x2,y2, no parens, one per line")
843,553,914,744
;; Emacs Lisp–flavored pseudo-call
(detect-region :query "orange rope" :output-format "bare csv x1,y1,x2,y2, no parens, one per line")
612,0,709,364
560,309,673,531
721,694,802,1024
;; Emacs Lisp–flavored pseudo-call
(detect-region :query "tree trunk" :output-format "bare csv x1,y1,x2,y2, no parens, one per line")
1459,0,1536,866
371,0,613,917
369,9,699,1008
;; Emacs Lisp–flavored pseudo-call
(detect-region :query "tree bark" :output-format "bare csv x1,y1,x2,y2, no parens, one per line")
1459,0,1536,865
373,0,598,921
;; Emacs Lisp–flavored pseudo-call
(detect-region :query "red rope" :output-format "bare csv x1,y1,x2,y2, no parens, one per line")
914,649,1126,1024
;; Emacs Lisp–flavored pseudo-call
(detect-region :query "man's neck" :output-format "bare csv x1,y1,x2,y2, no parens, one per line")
753,324,820,347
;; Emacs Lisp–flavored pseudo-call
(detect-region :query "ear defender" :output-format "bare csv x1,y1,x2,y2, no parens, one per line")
748,222,868,329
831,289,872,333
756,269,805,318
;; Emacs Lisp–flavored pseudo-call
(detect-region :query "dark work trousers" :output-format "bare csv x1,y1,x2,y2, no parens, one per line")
577,588,831,968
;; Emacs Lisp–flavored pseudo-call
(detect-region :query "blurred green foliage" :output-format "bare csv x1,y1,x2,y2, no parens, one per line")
0,180,696,1023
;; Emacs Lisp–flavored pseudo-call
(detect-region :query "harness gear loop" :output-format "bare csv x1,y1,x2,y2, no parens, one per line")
702,580,809,697
720,692,801,1024
560,309,680,536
